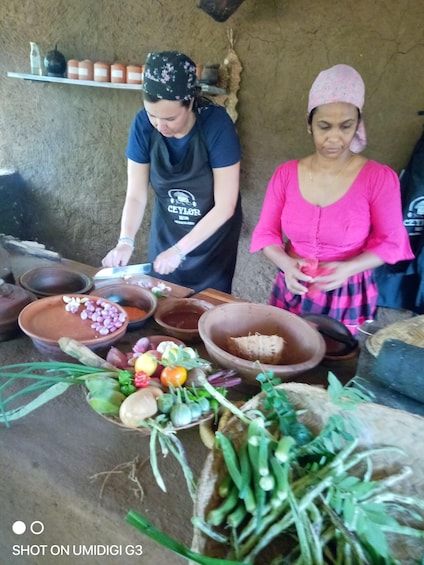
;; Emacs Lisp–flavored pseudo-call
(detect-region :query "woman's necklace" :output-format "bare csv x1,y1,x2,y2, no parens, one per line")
309,152,354,182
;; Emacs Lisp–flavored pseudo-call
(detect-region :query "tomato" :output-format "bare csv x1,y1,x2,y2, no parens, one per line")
160,366,188,388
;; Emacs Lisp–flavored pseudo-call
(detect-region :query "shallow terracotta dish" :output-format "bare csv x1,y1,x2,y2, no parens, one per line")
154,297,214,343
18,294,128,361
19,266,93,298
92,284,157,331
198,302,326,386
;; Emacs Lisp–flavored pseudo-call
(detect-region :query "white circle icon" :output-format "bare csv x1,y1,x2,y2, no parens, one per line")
30,521,45,535
12,521,26,535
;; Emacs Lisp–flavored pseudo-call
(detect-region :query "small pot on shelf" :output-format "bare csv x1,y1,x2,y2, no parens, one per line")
44,44,67,77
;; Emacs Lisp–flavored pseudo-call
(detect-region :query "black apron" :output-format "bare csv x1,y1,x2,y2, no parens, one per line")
147,123,242,294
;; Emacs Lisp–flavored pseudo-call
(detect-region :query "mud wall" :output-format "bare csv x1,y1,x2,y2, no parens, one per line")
1,0,423,302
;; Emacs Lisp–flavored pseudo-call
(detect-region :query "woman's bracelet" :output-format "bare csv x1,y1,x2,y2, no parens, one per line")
118,237,135,249
173,244,186,262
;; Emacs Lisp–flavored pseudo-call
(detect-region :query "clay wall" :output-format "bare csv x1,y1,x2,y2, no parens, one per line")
1,0,423,301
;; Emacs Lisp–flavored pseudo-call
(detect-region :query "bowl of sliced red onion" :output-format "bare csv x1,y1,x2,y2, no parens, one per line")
18,294,129,361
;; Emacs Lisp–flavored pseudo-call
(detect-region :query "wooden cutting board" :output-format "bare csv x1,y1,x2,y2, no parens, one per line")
191,287,248,306
93,275,194,299
9,254,194,299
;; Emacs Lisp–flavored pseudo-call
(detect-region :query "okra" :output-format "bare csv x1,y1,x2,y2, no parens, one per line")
215,431,243,491
218,472,233,498
246,434,267,533
226,501,247,529
259,473,275,492
274,435,296,463
207,484,240,527
269,455,289,502
237,441,256,513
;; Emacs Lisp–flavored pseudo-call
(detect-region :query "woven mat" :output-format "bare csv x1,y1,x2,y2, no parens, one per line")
366,315,424,357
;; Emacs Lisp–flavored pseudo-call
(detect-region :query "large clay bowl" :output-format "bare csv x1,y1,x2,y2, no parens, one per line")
18,294,128,361
154,297,214,343
198,302,325,386
92,284,157,331
19,266,93,298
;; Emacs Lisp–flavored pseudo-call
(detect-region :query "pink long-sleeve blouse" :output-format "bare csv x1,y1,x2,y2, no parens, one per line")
250,159,414,264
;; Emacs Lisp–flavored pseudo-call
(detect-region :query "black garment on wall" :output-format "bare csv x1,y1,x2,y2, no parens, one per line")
375,127,424,313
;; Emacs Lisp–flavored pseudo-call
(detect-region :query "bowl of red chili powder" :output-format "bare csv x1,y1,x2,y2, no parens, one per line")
92,284,157,331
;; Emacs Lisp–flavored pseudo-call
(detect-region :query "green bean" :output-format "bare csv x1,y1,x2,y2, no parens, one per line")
287,487,315,564
149,427,167,493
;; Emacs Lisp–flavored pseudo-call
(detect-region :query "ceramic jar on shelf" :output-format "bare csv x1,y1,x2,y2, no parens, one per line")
94,62,110,82
111,63,126,84
126,64,143,85
78,60,94,81
67,59,79,79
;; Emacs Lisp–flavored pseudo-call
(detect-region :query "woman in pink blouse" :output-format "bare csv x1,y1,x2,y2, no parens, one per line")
250,64,413,333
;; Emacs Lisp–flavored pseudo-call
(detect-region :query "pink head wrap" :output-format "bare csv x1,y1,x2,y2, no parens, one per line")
307,64,367,153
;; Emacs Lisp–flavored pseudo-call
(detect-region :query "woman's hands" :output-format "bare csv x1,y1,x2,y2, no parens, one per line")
101,244,183,274
263,245,313,294
101,242,134,268
264,245,384,295
282,256,314,294
308,261,350,292
312,252,384,292
153,246,183,275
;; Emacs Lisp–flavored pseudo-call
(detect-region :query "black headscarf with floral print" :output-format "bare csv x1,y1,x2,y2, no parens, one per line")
142,51,197,101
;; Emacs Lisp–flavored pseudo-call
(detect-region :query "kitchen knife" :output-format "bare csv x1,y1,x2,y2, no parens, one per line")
93,263,152,280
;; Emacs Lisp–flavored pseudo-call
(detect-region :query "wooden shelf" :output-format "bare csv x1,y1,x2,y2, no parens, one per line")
6,72,227,95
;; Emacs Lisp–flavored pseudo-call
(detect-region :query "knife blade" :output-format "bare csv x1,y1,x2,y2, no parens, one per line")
93,263,152,280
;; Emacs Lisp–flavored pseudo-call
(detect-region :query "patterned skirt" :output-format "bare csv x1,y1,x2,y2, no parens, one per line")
269,269,378,335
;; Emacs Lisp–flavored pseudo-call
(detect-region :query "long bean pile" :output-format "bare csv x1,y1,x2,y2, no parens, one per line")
191,372,424,564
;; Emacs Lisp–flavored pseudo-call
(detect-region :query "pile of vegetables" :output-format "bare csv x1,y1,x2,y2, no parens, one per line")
125,372,424,564
0,335,240,496
80,336,241,429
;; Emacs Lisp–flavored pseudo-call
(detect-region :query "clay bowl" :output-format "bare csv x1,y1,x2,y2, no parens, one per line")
92,284,157,331
198,302,326,387
0,280,37,341
154,297,214,343
19,266,93,298
18,294,129,362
